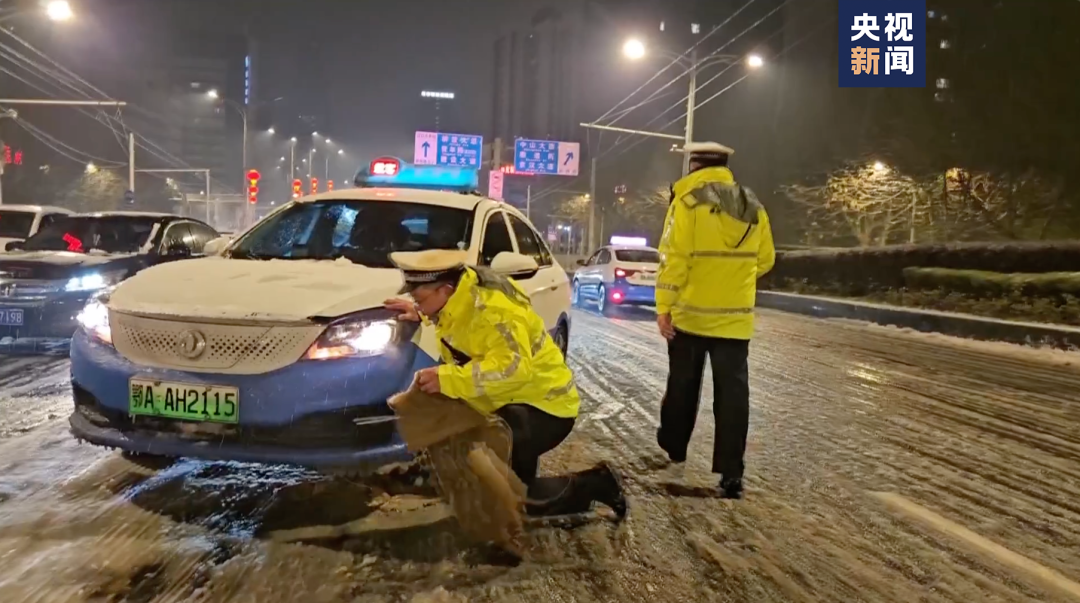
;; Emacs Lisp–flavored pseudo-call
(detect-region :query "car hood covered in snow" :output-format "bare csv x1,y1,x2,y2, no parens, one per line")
108,257,405,322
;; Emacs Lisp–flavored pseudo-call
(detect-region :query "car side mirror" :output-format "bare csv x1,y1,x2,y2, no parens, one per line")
575,259,586,266
203,236,230,256
491,251,539,277
5,241,24,252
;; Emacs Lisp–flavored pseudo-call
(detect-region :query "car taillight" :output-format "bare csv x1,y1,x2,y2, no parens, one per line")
615,268,637,278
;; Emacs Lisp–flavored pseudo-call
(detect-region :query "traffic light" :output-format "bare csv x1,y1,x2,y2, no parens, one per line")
310,177,319,195
246,169,261,204
292,179,302,199
327,180,334,192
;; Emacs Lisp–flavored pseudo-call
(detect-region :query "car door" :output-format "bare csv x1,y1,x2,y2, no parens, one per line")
593,248,613,290
507,214,566,331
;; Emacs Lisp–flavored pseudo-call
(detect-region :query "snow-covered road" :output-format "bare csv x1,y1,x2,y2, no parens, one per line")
0,308,1078,602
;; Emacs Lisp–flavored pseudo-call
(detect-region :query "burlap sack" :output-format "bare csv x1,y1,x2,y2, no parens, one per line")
390,385,527,554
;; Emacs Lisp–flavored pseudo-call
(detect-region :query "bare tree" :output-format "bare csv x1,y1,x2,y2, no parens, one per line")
783,163,928,247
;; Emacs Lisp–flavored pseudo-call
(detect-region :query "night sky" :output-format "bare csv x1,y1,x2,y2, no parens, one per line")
53,0,579,160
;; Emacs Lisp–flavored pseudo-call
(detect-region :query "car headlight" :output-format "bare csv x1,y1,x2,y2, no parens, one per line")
304,317,399,360
76,289,113,345
66,270,124,292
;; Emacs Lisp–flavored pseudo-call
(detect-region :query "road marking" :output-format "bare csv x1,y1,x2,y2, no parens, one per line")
873,492,1080,601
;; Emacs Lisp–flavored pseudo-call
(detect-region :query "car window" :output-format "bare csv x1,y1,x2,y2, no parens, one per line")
229,199,473,267
0,210,37,238
187,223,219,253
160,223,192,253
508,215,550,266
22,216,158,254
480,213,514,266
585,251,601,266
37,214,65,232
597,249,612,264
615,249,660,263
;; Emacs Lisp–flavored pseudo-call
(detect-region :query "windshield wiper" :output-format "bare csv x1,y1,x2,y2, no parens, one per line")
229,250,276,260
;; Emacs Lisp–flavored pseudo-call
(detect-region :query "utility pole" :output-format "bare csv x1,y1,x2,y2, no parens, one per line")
0,109,14,205
682,47,698,177
526,185,531,220
128,132,135,194
289,138,296,183
588,157,597,251
136,169,212,223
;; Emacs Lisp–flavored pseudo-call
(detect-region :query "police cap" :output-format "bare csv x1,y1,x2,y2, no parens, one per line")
685,141,735,161
389,249,470,292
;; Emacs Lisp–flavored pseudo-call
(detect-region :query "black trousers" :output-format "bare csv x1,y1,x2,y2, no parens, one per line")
657,330,750,479
495,404,601,516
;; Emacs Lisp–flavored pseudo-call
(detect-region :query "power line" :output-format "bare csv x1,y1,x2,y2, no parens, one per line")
528,14,836,207
593,0,762,125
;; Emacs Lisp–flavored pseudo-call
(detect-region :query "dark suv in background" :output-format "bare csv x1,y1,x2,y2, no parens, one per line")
0,211,218,352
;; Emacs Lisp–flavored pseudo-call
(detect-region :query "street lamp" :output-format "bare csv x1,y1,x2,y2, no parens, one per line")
873,161,888,173
623,38,765,175
206,89,220,100
622,39,646,60
46,1,73,21
267,126,275,134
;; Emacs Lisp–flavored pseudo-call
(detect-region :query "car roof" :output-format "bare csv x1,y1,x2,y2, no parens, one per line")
0,205,73,214
609,245,659,252
73,211,180,219
296,187,486,212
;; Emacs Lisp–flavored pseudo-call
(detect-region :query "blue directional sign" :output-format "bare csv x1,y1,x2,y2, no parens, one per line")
513,138,580,176
414,131,483,168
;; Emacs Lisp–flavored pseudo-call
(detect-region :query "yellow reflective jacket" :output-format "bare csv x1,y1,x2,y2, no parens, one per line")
656,166,776,340
433,267,580,419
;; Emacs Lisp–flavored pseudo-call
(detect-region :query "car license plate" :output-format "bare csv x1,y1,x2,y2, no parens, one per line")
635,273,656,283
0,309,24,326
129,379,239,424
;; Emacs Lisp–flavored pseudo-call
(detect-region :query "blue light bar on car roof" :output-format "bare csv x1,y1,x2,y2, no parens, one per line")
353,157,479,192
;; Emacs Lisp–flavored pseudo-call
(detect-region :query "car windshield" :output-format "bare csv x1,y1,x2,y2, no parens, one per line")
0,210,37,239
21,216,158,254
615,249,660,263
229,199,474,267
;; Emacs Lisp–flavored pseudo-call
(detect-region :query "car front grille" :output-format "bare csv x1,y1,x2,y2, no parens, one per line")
111,311,325,374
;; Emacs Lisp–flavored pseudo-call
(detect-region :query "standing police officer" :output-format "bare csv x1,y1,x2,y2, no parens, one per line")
654,142,776,499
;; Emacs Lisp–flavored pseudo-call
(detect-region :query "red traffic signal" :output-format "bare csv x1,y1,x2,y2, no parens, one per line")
292,178,302,199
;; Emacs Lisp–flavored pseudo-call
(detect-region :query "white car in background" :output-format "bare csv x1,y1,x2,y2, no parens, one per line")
572,242,660,315
0,205,74,251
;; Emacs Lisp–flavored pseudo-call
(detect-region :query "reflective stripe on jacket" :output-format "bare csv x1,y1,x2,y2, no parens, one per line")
434,267,580,418
655,166,776,340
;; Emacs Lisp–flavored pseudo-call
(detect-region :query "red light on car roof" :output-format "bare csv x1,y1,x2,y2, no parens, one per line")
371,157,400,176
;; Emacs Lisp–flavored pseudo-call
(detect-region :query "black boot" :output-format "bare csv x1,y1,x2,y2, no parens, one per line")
719,476,743,500
580,462,628,520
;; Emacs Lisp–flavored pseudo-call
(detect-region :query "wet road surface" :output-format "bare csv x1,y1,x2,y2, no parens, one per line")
0,309,1079,602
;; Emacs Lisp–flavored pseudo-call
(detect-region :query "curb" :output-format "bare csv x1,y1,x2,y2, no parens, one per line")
757,291,1080,351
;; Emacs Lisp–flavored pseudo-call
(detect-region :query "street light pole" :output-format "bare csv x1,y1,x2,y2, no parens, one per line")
289,138,296,184
682,47,698,177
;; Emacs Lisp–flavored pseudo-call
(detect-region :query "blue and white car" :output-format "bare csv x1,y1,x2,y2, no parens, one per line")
571,243,660,316
68,157,572,473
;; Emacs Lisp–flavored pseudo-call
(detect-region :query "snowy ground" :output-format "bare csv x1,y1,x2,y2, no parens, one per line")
0,308,1079,602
